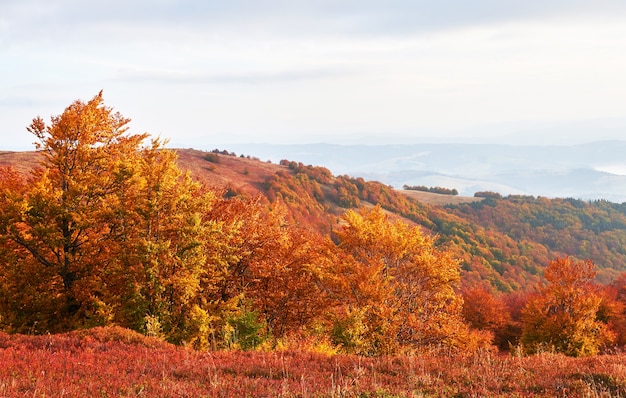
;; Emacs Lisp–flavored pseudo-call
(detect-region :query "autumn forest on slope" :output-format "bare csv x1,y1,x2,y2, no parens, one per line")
3,92,626,358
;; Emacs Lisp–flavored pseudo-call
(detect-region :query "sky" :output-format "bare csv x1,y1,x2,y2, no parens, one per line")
2,0,626,150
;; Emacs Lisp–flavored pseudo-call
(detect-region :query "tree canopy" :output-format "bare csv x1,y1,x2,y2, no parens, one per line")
0,93,476,355
332,206,474,354
521,257,614,356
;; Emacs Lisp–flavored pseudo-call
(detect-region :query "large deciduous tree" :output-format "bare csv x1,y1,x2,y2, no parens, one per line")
521,257,614,356
0,92,214,341
103,140,217,345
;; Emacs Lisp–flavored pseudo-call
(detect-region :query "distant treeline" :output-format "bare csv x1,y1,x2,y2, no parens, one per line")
205,149,262,163
403,185,458,196
473,191,503,199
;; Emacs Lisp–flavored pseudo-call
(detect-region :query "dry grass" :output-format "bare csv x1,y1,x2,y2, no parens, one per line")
175,148,281,194
0,149,283,196
0,151,42,175
1,328,626,397
398,189,483,206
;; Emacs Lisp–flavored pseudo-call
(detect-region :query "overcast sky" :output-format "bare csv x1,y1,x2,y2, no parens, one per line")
2,1,626,150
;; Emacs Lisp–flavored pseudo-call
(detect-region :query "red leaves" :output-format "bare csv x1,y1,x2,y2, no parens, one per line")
3,328,626,396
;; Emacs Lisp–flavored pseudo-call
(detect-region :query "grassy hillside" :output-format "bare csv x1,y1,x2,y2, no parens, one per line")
4,147,626,291
399,189,483,206
0,151,42,175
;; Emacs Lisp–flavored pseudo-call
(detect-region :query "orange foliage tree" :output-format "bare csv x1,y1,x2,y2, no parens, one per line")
204,196,336,348
332,206,472,355
521,257,614,356
0,92,146,331
462,285,511,348
597,273,626,346
102,141,217,345
0,93,214,345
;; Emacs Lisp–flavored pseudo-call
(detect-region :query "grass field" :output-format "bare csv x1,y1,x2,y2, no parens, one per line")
398,189,483,206
1,327,625,397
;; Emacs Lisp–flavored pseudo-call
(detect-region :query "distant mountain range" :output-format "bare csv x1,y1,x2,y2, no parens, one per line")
223,141,626,202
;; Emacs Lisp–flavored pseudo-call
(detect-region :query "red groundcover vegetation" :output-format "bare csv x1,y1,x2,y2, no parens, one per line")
1,326,626,397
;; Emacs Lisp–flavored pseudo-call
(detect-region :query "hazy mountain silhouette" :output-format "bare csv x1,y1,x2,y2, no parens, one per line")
224,141,626,202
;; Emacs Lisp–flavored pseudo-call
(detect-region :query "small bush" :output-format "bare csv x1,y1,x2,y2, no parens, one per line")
223,308,267,350
204,153,220,163
331,309,367,354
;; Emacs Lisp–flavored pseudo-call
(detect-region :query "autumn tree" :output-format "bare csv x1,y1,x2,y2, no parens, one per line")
462,285,511,348
0,92,145,331
593,273,626,346
0,92,215,344
521,257,614,356
103,141,218,345
205,196,335,347
332,206,472,355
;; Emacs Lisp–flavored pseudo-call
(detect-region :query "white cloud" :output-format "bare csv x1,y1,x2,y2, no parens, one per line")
2,1,626,148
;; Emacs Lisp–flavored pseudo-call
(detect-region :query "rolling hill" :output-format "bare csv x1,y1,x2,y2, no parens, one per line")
4,147,626,292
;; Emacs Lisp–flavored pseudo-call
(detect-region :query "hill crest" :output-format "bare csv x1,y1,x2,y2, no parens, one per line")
4,147,626,291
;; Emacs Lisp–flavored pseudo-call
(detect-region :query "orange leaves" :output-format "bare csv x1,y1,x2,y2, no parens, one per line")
462,285,512,348
206,196,335,340
544,257,596,293
333,206,470,354
462,286,510,332
28,91,134,150
521,257,614,356
0,93,213,339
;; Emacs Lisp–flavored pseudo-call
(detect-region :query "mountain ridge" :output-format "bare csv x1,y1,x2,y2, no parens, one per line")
221,141,626,202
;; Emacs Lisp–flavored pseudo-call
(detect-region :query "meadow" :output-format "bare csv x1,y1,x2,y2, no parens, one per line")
1,327,625,397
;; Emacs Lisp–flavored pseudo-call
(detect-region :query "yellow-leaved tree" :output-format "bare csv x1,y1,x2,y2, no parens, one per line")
102,140,218,345
332,205,473,355
521,257,614,356
0,92,216,344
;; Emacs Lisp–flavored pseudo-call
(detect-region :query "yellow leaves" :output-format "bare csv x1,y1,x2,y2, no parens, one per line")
333,206,470,354
0,92,216,338
330,307,370,354
186,305,215,350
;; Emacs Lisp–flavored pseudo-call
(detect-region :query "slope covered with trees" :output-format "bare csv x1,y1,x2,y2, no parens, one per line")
187,151,626,294
4,93,626,358
0,93,480,356
10,141,626,296
441,196,626,288
232,158,626,293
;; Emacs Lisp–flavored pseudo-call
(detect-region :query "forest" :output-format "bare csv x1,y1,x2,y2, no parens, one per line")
3,93,626,395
